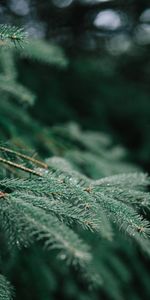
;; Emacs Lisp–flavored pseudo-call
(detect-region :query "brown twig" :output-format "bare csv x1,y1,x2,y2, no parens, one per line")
0,191,7,198
0,157,42,177
0,146,48,169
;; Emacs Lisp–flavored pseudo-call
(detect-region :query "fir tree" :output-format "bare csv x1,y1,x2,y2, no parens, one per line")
0,24,150,300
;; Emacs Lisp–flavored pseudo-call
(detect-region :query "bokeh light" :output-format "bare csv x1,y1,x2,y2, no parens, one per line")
94,9,122,30
52,0,73,8
9,0,30,16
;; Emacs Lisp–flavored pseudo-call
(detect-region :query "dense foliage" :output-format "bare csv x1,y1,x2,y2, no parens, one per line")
0,1,150,299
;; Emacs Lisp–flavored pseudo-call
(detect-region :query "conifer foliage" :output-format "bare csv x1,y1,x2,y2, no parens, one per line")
0,25,150,300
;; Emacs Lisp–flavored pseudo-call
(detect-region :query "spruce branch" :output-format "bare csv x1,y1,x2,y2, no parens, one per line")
98,186,150,208
0,174,113,239
94,192,150,240
93,173,149,188
10,191,111,236
0,198,91,266
0,25,27,48
0,49,17,80
19,39,68,67
0,274,14,300
1,155,150,244
0,76,35,105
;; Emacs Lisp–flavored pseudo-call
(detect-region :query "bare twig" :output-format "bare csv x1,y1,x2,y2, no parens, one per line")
0,157,42,177
0,146,48,169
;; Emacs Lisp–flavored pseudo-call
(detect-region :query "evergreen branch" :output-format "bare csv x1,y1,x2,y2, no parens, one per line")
0,274,14,300
65,149,138,179
0,76,35,105
95,192,150,240
19,39,68,67
0,176,65,193
10,191,112,236
0,49,17,80
0,174,113,240
0,168,149,245
0,198,91,266
98,186,150,208
46,156,90,186
0,25,27,47
93,173,149,188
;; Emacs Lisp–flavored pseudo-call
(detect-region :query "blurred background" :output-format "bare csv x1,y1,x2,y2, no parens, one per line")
0,0,150,169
